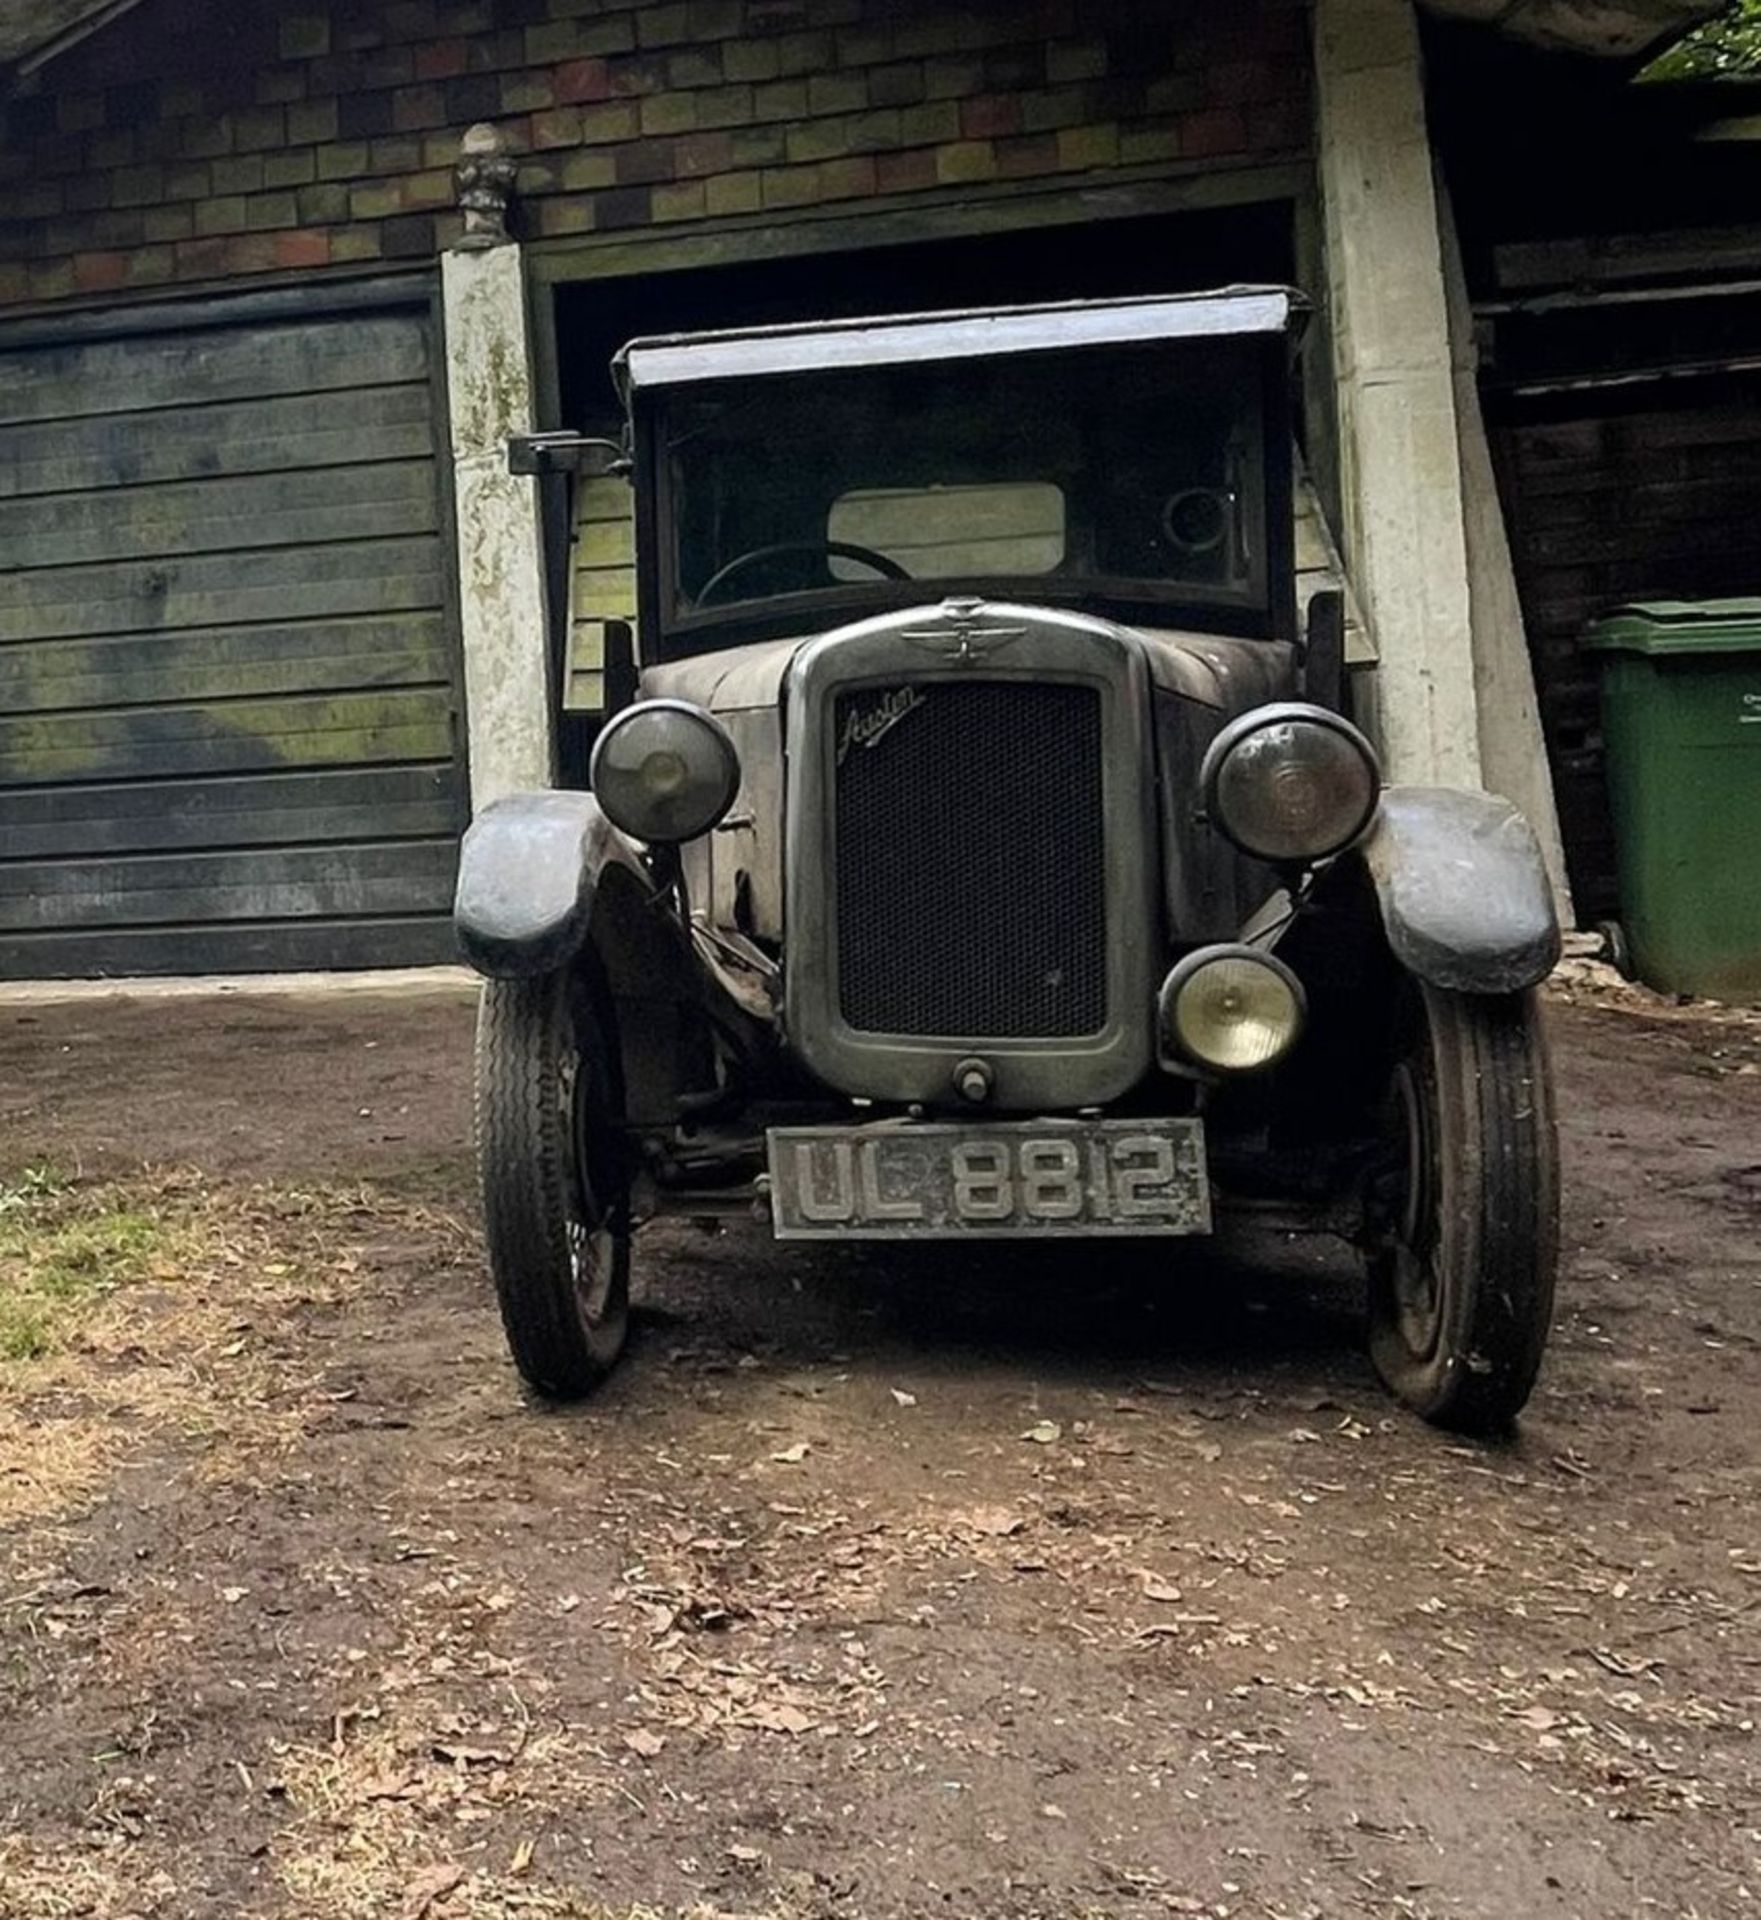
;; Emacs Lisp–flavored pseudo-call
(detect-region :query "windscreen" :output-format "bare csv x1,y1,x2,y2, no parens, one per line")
659,337,1269,627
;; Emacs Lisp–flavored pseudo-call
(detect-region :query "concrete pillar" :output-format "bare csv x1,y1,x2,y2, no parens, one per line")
442,128,553,810
1438,187,1575,917
1312,0,1481,791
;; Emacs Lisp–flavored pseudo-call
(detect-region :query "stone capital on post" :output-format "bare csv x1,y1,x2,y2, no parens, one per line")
453,121,518,250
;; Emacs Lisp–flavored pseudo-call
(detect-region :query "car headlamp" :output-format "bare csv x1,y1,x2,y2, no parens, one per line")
1160,944,1306,1075
1200,703,1380,864
590,699,740,844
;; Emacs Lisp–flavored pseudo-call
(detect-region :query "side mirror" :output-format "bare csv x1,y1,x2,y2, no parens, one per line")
1302,588,1345,715
507,431,630,479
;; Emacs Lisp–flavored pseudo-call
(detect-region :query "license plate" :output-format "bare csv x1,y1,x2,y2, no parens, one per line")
766,1118,1209,1240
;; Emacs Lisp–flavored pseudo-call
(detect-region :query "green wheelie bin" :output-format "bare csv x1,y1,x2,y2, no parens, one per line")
1584,599,1761,1003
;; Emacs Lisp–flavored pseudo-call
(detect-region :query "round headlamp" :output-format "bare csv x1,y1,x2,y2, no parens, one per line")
1160,945,1306,1075
1200,703,1380,864
590,699,740,844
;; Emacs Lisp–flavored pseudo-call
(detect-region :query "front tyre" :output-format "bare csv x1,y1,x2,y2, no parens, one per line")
475,969,631,1400
1366,982,1558,1434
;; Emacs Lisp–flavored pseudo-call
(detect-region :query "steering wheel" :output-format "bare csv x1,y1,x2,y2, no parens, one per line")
694,540,910,607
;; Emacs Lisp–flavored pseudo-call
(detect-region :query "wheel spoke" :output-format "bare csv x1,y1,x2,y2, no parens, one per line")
562,1021,619,1330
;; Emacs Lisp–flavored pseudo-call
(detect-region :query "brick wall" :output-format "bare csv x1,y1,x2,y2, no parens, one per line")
0,0,1310,309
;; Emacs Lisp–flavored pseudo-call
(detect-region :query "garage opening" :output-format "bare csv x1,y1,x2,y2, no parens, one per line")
544,201,1299,774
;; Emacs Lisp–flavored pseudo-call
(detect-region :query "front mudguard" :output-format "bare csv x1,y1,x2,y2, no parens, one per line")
455,792,774,1125
1347,787,1561,995
453,790,648,979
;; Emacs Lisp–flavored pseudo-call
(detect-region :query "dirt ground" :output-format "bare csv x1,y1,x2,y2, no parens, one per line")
0,977,1756,1920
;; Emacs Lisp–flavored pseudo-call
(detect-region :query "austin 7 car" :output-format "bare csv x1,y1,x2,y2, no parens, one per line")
454,288,1562,1432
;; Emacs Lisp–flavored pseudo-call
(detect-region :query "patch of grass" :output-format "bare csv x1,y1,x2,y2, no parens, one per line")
0,1162,67,1215
0,1172,175,1363
0,1171,472,1529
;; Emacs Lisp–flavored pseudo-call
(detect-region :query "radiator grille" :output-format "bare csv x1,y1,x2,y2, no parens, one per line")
833,679,1108,1039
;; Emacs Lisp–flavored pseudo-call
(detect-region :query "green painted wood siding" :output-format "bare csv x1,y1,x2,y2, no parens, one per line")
0,302,466,978
567,472,637,712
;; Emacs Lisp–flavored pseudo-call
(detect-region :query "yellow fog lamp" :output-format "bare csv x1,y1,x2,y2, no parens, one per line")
1159,945,1306,1075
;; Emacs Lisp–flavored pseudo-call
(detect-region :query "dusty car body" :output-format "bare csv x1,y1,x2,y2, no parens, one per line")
455,288,1562,1431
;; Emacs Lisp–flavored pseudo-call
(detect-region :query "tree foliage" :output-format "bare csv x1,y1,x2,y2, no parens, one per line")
1641,0,1761,79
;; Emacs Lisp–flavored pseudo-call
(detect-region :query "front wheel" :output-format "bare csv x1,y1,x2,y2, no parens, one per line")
475,969,631,1400
1366,982,1558,1434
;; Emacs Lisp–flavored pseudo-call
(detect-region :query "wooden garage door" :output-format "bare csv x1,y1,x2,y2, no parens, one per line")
0,288,466,978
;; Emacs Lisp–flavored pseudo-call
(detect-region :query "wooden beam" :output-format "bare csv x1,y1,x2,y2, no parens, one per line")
1419,0,1718,57
0,270,434,352
525,162,1310,289
1495,223,1761,293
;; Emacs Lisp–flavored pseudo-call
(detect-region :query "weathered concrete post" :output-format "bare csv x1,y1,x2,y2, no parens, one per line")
1312,0,1482,792
442,123,553,810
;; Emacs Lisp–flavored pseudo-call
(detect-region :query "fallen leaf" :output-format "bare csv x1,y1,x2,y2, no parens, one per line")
358,1773,419,1803
399,1864,464,1920
770,1443,811,1464
1041,1803,1068,1820
432,1740,510,1767
1588,1648,1658,1678
510,1837,535,1876
1140,1576,1183,1604
890,1388,917,1407
1139,1613,1220,1636
622,1728,667,1757
1021,1421,1062,1445
749,1702,815,1735
961,1506,1026,1538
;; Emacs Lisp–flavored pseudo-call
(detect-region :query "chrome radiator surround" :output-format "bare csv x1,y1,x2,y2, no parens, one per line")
782,602,1158,1111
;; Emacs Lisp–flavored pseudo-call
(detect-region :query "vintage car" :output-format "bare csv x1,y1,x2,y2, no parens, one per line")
455,288,1562,1432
